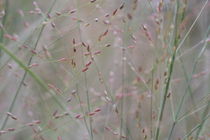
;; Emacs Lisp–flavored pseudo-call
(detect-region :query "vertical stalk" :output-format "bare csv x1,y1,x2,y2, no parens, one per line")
0,0,9,57
0,0,57,130
155,1,179,139
119,47,126,140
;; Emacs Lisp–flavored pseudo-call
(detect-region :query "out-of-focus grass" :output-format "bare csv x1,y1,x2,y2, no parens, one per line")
0,0,210,140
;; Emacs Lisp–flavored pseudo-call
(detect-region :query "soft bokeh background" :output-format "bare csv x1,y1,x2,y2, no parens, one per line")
0,0,209,139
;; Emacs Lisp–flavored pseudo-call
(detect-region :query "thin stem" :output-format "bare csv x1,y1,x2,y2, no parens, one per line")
176,0,209,51
119,47,126,140
182,114,210,140
194,102,210,139
76,11,93,140
77,25,93,140
0,0,9,42
154,1,179,139
75,84,91,136
0,0,9,58
168,25,210,139
150,69,154,139
155,47,177,140
0,0,57,130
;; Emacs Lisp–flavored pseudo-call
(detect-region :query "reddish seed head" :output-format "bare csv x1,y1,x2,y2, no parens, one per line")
104,13,109,17
157,1,163,13
84,52,91,56
103,20,111,25
26,120,41,126
71,59,76,67
105,126,126,138
26,122,35,126
54,115,60,119
98,29,109,41
56,88,62,94
23,81,27,87
88,112,96,116
94,108,101,112
142,128,145,133
112,9,118,16
4,34,18,41
57,58,68,62
121,136,126,138
154,18,161,25
29,63,39,68
105,126,111,131
48,83,55,89
7,128,15,132
85,61,92,67
6,112,18,120
72,17,83,22
82,67,89,72
64,112,69,116
167,92,171,98
105,44,111,47
75,114,81,119
85,23,90,27
33,120,41,124
73,47,76,52
31,50,37,55
73,38,76,45
142,25,148,31
90,0,96,3
51,22,56,28
141,24,152,41
128,45,135,49
22,45,28,49
0,130,7,135
131,34,137,42
127,13,132,20
55,11,61,16
103,29,108,36
87,45,90,52
67,97,72,102
48,83,62,94
120,3,125,10
71,89,77,95
69,9,77,14
82,42,87,47
53,110,58,117
94,51,101,55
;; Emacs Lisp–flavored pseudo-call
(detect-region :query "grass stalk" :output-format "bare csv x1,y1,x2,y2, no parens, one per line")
119,47,125,140
168,25,210,139
76,18,94,140
0,0,9,43
154,1,180,139
0,0,57,130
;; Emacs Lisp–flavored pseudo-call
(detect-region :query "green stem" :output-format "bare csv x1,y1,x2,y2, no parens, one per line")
155,1,179,139
155,46,177,140
168,25,210,139
0,0,57,130
0,0,9,57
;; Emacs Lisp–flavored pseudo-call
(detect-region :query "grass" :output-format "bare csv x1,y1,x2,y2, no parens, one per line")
0,0,210,140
